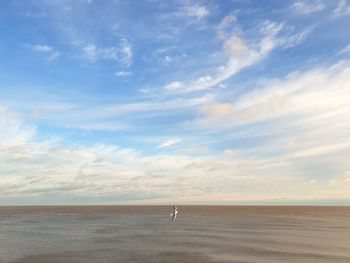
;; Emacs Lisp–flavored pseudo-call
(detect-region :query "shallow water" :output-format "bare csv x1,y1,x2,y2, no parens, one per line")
0,206,349,263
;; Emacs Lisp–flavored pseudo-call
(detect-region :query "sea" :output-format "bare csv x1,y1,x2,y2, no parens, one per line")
0,206,349,263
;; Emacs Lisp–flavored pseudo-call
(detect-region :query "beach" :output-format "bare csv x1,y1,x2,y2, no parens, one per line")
0,206,349,263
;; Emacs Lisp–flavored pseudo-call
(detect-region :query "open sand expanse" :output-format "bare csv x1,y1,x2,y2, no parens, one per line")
0,206,349,263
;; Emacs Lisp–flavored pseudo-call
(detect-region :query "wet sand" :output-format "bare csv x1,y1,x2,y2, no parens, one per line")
1,206,349,263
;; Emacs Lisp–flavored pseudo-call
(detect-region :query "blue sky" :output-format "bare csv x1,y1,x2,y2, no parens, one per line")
1,0,350,205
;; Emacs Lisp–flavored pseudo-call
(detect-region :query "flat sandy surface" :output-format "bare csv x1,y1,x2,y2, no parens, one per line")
1,206,349,263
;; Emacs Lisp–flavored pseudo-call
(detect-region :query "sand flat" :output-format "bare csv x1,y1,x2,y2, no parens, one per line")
1,206,349,263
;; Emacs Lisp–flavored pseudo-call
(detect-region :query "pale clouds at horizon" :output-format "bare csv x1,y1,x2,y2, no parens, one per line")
0,0,350,204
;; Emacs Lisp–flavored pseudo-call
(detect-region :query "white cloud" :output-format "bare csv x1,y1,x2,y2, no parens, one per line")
182,4,209,20
0,108,36,148
82,44,97,60
217,15,236,39
199,103,233,119
0,112,233,202
83,44,118,61
337,43,350,55
30,44,59,60
334,0,350,16
83,45,109,61
290,141,350,158
1,106,350,204
161,3,210,28
199,62,350,124
1,93,215,135
223,149,236,157
279,26,312,48
73,122,129,132
32,45,52,53
82,39,132,66
163,19,309,94
162,34,263,93
162,55,173,65
115,71,132,77
119,38,133,66
164,81,183,91
224,36,248,55
291,1,325,15
344,171,350,182
4,1,350,204
194,61,350,163
157,138,181,148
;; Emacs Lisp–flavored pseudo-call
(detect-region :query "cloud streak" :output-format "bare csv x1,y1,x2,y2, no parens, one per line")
1,1,350,204
193,60,350,170
291,1,325,15
163,19,310,94
158,138,181,148
334,0,350,16
82,39,133,66
29,44,60,60
1,96,350,204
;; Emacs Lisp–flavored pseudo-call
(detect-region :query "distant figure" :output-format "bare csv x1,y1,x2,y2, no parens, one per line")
171,205,178,221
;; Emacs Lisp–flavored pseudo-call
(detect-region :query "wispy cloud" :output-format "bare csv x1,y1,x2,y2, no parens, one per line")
334,0,350,16
2,1,350,204
72,122,129,132
82,39,132,66
291,1,325,15
158,138,181,148
164,81,183,91
336,43,350,55
223,148,236,157
29,44,59,60
159,3,210,29
0,92,214,134
193,61,350,164
119,38,133,66
1,104,349,203
217,15,236,39
199,103,233,119
182,4,210,20
163,19,309,94
115,71,132,77
0,108,36,148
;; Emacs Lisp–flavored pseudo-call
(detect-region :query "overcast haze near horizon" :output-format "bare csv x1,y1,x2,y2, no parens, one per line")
1,0,350,205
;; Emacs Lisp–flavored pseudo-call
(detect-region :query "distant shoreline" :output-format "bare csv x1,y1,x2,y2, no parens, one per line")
0,204,350,207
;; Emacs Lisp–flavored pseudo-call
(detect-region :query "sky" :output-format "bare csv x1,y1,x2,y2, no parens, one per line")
0,0,350,205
